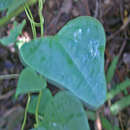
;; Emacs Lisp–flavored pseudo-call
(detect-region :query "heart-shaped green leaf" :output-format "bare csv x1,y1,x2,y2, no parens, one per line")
15,67,46,98
20,16,106,108
39,91,90,130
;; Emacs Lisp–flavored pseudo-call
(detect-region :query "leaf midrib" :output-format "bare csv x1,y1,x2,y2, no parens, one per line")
55,35,99,105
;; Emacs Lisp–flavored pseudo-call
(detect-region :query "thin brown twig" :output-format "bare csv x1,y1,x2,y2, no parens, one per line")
102,6,112,18
95,111,102,130
105,48,111,72
45,0,72,34
0,74,19,80
114,3,128,82
94,0,99,18
81,0,91,16
119,0,124,21
0,90,15,100
118,113,124,130
118,40,127,59
99,0,102,19
0,107,18,126
107,15,130,41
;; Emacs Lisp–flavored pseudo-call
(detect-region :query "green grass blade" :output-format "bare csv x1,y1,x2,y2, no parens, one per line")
101,116,120,130
101,116,113,130
110,95,130,115
106,56,119,84
107,79,130,100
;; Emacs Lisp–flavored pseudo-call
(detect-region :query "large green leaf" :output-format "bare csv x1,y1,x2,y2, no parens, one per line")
0,0,27,15
15,67,46,97
20,16,106,109
39,91,90,130
0,20,26,46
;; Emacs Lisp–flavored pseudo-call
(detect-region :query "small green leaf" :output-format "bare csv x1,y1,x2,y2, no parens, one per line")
40,91,90,130
20,16,107,109
28,88,53,115
0,20,26,46
15,67,46,98
0,0,27,15
7,0,27,15
0,0,11,11
106,56,119,84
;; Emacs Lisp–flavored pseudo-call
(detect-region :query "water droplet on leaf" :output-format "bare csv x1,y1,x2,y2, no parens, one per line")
87,28,90,33
73,28,82,43
52,122,57,127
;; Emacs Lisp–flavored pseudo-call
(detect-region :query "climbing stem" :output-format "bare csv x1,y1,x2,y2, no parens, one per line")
21,93,31,130
35,90,42,126
24,4,36,38
23,8,41,27
38,0,45,37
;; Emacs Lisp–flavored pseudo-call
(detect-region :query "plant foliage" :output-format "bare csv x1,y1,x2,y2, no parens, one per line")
0,20,26,46
37,91,90,130
20,16,107,109
15,67,46,98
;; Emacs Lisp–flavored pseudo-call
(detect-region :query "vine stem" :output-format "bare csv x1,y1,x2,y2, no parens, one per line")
35,0,45,126
21,93,31,130
24,4,37,38
35,90,42,126
21,1,45,129
0,74,19,80
38,0,45,37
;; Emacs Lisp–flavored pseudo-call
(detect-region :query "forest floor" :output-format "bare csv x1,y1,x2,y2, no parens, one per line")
0,0,130,130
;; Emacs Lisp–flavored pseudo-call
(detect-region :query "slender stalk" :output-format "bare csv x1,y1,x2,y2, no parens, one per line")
38,0,45,37
34,1,45,126
24,4,37,38
21,94,31,130
21,1,45,129
24,7,36,38
35,90,42,126
21,8,41,27
26,4,37,38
